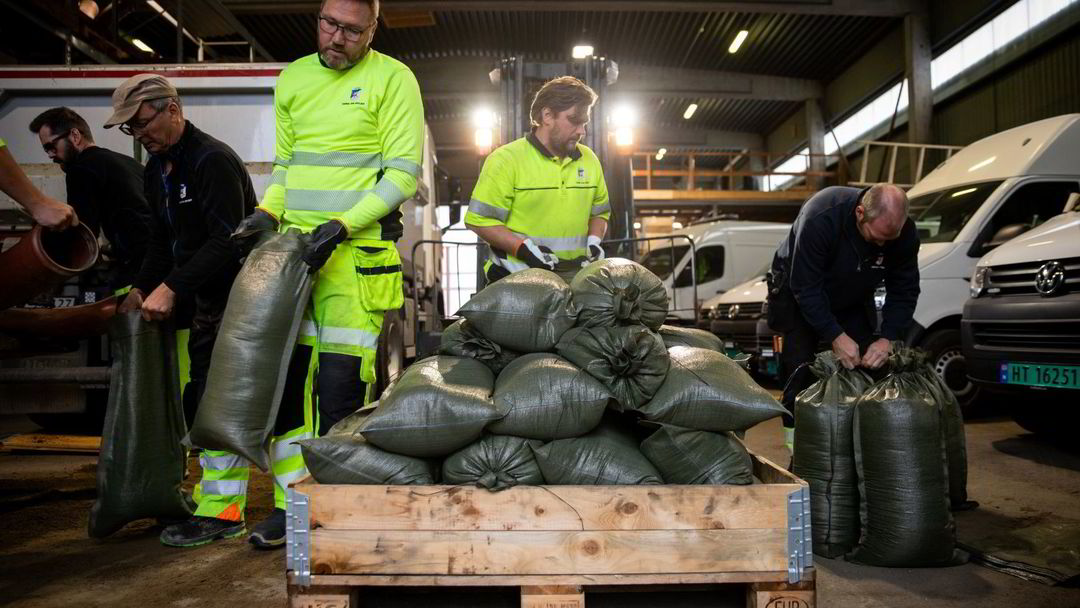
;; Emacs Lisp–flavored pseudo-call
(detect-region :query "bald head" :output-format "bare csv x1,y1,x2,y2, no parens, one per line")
856,183,908,246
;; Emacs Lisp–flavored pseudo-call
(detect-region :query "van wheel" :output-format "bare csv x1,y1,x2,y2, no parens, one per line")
920,328,980,415
374,308,406,401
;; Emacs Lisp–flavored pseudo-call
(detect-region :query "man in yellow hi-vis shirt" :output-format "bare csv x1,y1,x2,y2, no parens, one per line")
231,0,423,548
466,76,610,282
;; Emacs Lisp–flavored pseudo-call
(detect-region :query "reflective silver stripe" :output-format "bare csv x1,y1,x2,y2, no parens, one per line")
268,170,287,188
285,188,372,212
319,326,379,349
591,201,611,215
200,453,247,471
299,320,317,339
489,253,531,273
271,435,311,465
273,468,310,490
290,150,382,169
373,177,407,211
383,158,422,177
200,480,247,496
468,199,509,222
274,156,290,168
510,232,587,253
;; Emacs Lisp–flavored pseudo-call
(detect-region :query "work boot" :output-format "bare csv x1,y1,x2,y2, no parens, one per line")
160,516,245,548
249,508,287,549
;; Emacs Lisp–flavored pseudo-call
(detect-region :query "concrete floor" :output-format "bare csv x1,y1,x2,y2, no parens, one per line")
1,402,1079,607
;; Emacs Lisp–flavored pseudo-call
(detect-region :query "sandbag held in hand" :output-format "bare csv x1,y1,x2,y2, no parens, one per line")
635,346,785,431
488,353,611,440
299,435,436,485
571,258,668,330
458,268,577,352
640,423,753,485
89,313,193,538
185,230,313,471
359,356,500,458
439,318,519,374
555,326,669,411
442,435,544,491
531,422,663,485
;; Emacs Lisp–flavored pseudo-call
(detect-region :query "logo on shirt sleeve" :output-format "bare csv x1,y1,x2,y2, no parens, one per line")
344,87,366,106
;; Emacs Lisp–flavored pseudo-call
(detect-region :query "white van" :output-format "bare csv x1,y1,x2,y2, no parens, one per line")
905,113,1080,410
638,221,789,325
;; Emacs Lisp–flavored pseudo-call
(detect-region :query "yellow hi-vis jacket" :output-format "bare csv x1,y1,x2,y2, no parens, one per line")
465,133,610,272
259,50,424,241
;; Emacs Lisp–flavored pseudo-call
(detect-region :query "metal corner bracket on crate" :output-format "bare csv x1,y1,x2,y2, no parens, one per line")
787,485,813,583
287,488,312,587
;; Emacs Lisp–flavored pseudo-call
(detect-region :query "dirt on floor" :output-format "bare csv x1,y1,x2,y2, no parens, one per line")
2,403,1079,607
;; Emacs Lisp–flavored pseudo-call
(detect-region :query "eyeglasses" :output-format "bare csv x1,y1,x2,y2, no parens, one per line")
120,104,165,136
42,132,69,153
318,14,374,42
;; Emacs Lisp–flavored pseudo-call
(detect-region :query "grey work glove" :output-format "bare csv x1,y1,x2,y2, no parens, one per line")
231,209,279,254
515,238,558,271
300,220,348,271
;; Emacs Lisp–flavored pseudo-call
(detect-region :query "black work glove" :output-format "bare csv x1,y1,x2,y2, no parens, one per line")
231,209,278,254
300,220,348,271
515,238,558,270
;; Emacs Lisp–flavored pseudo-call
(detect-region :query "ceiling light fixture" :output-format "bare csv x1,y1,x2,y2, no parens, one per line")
683,103,698,120
572,45,594,59
728,30,749,54
131,38,155,54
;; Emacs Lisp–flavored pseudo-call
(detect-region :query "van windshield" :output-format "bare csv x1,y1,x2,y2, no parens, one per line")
640,245,690,280
909,181,1003,243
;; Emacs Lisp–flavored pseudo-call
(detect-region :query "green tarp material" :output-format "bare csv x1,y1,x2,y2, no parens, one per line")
635,346,785,432
441,435,544,491
639,423,753,485
657,324,726,352
488,353,611,440
792,352,874,558
359,356,501,458
298,435,436,485
849,349,967,567
531,422,663,485
458,268,577,352
555,326,670,411
89,313,193,538
958,517,1080,586
571,258,669,330
185,230,313,471
439,319,519,375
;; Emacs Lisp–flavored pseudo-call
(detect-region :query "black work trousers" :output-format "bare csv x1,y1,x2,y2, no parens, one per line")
778,306,876,428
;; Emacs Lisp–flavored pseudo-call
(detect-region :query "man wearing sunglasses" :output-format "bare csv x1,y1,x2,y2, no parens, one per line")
106,74,271,548
29,107,151,293
230,0,424,549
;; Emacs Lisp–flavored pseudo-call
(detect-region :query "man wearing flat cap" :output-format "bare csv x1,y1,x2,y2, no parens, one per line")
108,74,271,548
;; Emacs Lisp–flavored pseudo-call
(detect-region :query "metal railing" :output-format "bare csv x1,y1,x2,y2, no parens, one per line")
850,140,964,188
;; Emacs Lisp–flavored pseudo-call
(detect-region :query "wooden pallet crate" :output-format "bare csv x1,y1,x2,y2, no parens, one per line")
285,451,813,608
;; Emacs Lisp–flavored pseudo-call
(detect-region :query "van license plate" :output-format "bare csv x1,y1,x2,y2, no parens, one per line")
1001,363,1080,390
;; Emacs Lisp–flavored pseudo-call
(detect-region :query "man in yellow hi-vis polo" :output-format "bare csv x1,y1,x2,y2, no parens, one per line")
466,76,610,282
230,0,423,548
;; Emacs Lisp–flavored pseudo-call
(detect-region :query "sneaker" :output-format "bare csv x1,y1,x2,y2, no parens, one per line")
249,508,287,549
160,516,245,548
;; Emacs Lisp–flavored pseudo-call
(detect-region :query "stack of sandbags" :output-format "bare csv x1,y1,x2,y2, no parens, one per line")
299,259,785,491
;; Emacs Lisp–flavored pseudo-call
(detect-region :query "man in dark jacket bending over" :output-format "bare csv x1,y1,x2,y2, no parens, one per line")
766,183,920,455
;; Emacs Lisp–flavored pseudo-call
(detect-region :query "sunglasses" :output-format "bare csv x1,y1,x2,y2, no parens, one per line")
42,132,69,153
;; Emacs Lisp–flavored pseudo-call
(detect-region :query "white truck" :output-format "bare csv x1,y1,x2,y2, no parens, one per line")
0,64,442,421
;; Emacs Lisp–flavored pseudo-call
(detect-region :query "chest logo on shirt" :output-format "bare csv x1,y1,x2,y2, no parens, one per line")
178,183,192,204
344,87,367,106
577,167,587,183
871,254,885,270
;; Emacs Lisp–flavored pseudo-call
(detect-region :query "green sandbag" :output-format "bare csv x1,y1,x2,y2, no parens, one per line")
918,358,970,509
89,313,193,538
658,324,726,352
298,435,436,484
439,319,519,374
571,258,668,330
555,326,669,411
488,353,611,440
458,268,577,352
326,405,374,436
359,356,500,457
441,435,544,491
849,349,966,567
531,422,663,485
792,352,874,558
185,230,313,471
639,423,753,485
635,346,785,431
